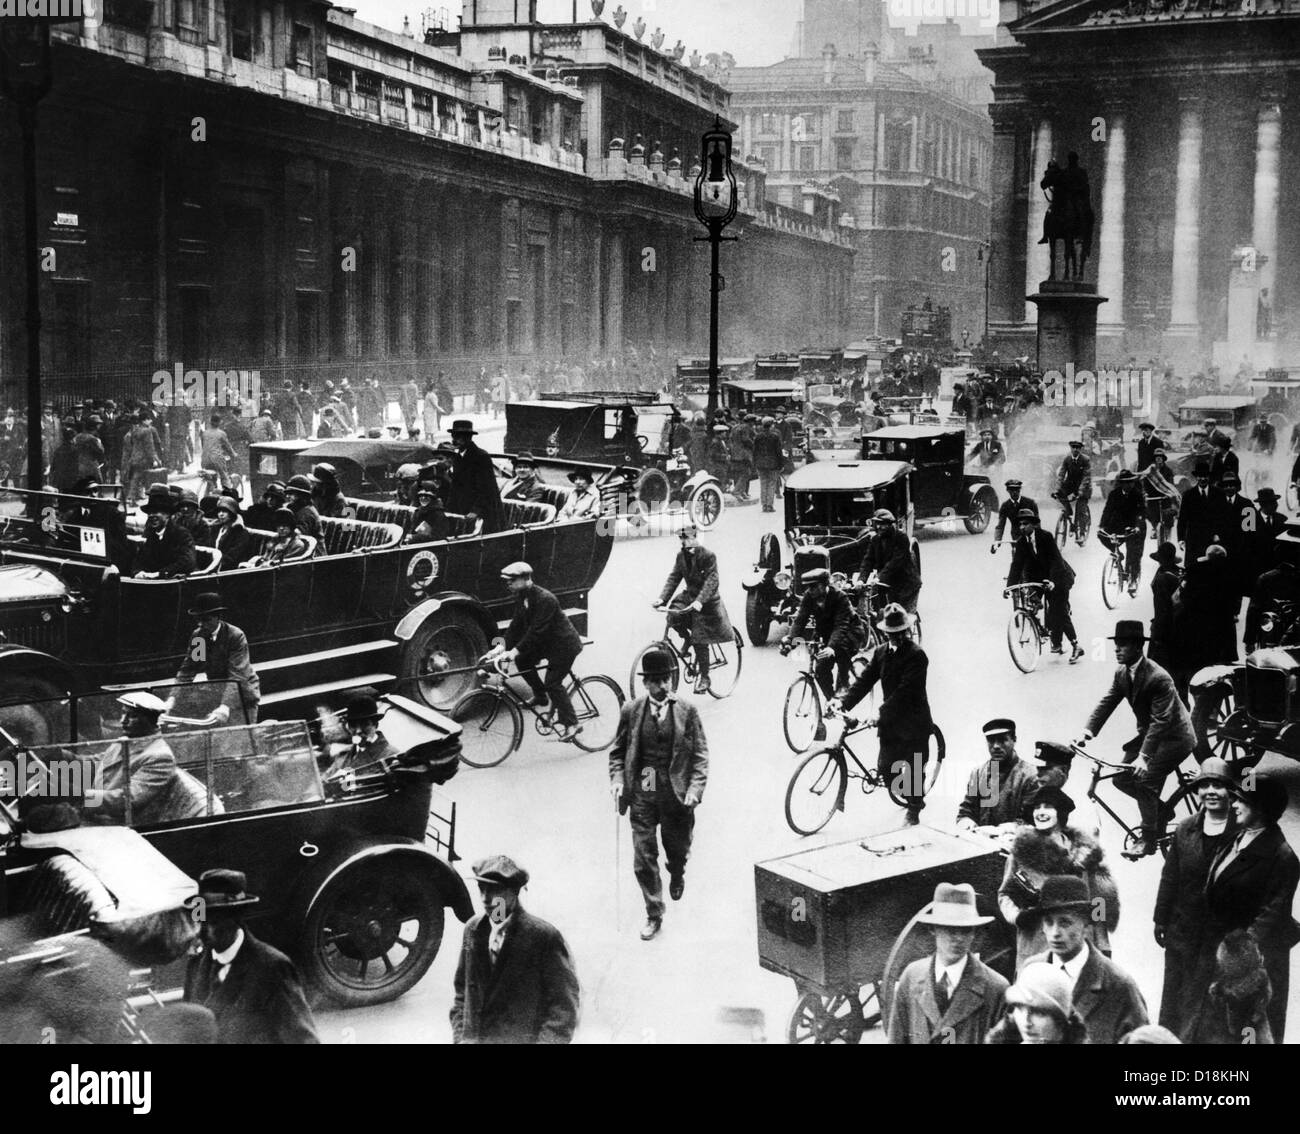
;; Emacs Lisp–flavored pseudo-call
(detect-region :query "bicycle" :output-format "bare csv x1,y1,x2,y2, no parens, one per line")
629,608,744,700
1098,527,1141,610
1051,490,1090,547
778,635,870,753
448,656,624,767
1142,492,1177,545
783,703,946,836
1004,582,1049,673
850,578,923,649
1070,741,1201,859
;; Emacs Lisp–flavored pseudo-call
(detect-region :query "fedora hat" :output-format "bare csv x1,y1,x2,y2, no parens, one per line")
1108,619,1147,642
1256,487,1281,503
638,648,676,680
1149,541,1180,567
916,882,992,928
188,592,226,617
876,602,914,633
1015,874,1092,929
449,419,477,435
472,854,529,890
197,868,260,913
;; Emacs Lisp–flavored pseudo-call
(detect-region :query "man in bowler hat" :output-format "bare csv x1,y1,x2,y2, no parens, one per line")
887,882,1009,1044
450,855,579,1043
173,592,261,720
184,869,318,1044
610,648,709,941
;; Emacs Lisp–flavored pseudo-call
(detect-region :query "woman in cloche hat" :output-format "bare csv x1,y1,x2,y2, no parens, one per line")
985,961,1089,1044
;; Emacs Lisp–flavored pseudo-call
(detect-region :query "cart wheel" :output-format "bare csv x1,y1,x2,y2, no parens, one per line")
786,988,867,1044
1190,682,1243,765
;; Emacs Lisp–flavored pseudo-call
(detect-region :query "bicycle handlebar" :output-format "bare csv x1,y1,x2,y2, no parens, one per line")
1068,742,1130,772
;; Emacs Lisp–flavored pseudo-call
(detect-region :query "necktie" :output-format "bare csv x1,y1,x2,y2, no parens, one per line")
937,971,951,1012
489,927,504,966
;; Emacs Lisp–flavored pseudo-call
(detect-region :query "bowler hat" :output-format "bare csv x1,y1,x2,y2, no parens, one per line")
982,718,1016,738
449,419,477,435
1014,873,1092,929
915,882,992,928
472,854,529,890
142,495,173,515
1108,619,1147,642
1028,784,1075,822
345,689,382,724
1149,541,1180,567
876,603,914,633
1230,772,1289,825
1198,543,1227,564
196,868,260,913
188,592,226,617
1004,962,1073,1021
1257,487,1281,503
1033,740,1075,769
638,648,676,680
1191,756,1235,789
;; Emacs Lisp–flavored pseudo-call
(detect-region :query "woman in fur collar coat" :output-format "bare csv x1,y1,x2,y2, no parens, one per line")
997,786,1120,971
1181,928,1274,1045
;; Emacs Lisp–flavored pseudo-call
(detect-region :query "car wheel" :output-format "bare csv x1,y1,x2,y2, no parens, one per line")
689,484,724,529
300,857,445,1007
0,673,65,746
963,489,993,534
400,608,489,712
633,468,671,517
745,590,774,646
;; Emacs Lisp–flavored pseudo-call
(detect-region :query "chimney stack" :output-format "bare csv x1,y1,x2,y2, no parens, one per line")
864,41,878,85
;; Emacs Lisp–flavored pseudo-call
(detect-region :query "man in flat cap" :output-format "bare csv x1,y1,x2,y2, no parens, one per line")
184,869,318,1044
781,568,864,698
887,883,1008,1045
1054,438,1091,545
956,718,1037,834
1007,507,1083,662
451,855,579,1043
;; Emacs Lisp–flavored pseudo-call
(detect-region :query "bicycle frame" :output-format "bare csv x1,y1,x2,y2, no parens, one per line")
1074,744,1197,849
661,617,735,678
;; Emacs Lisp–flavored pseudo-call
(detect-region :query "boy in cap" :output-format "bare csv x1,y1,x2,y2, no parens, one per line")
955,718,1037,833
1054,438,1091,543
1007,508,1083,662
1078,619,1195,859
451,855,580,1043
887,883,1009,1045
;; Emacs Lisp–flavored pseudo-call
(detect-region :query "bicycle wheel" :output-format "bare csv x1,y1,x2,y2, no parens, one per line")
706,629,744,699
450,688,523,768
567,675,624,752
783,674,824,754
1076,503,1091,544
884,724,946,809
627,640,681,700
1100,553,1122,610
784,747,846,836
1007,609,1041,673
1054,511,1069,548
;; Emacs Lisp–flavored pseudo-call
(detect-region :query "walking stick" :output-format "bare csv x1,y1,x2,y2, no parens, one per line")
614,800,623,935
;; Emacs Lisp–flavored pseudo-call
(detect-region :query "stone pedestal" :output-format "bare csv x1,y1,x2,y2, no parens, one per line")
1027,280,1108,374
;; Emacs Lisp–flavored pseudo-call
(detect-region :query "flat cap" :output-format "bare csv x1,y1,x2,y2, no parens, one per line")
472,854,529,890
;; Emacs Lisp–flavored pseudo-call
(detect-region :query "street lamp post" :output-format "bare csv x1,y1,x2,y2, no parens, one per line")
0,22,53,495
693,117,738,419
977,241,993,351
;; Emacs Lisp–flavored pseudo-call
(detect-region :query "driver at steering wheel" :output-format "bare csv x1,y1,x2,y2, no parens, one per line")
781,568,864,698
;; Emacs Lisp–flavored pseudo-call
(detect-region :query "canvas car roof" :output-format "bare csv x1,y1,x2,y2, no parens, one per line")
1179,396,1257,409
786,460,911,491
865,424,962,439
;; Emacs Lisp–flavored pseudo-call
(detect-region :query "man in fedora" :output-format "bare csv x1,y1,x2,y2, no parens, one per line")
832,602,932,825
1007,507,1083,662
1216,471,1260,598
1177,460,1226,569
1098,468,1145,596
1079,619,1194,859
1020,874,1148,1043
486,562,585,742
173,592,261,720
956,718,1038,833
446,419,504,533
610,648,709,941
132,485,197,578
1254,486,1287,554
1154,756,1237,1034
558,467,601,520
1148,541,1182,673
184,869,318,1044
887,882,1009,1044
326,688,398,777
451,855,579,1043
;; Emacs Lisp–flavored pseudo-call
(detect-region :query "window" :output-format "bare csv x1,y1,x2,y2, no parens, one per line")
291,22,313,76
837,109,853,133
835,138,854,171
884,125,908,171
969,154,979,185
561,109,578,150
799,146,815,173
505,92,521,131
175,0,201,44
230,0,253,60
760,146,777,170
758,112,779,135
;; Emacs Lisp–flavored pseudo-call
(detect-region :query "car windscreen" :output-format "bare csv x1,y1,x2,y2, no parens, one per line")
791,489,876,529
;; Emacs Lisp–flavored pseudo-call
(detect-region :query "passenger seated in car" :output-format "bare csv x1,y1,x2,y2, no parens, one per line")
503,454,547,504
394,463,421,506
244,508,311,567
93,692,210,825
558,468,601,520
408,480,450,542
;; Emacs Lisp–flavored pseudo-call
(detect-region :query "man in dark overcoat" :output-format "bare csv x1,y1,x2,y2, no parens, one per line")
654,525,733,695
446,419,505,533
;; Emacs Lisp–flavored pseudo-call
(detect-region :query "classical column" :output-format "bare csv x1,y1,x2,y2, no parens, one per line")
1252,87,1282,317
588,224,602,354
1166,92,1203,350
987,104,1024,330
1095,101,1127,343
330,165,361,360
1024,113,1053,319
909,114,919,172
604,228,625,353
875,111,886,169
394,181,417,359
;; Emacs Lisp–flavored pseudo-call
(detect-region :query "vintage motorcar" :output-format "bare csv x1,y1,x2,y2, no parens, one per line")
0,483,613,720
0,681,469,1010
503,394,724,526
249,438,443,504
741,458,921,645
722,378,803,418
861,426,999,534
674,356,753,409
804,382,861,429
1173,395,1260,447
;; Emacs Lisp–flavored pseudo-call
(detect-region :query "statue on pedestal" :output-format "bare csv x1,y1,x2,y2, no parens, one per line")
1038,151,1095,283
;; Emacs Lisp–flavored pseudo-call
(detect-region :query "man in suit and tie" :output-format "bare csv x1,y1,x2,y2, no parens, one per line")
610,648,708,941
1079,619,1195,859
450,855,580,1043
887,882,1009,1044
654,524,734,695
1254,487,1287,560
991,478,1037,551
967,427,1005,469
1216,472,1261,600
1020,875,1149,1043
184,869,318,1044
173,592,261,720
1177,461,1228,569
1006,508,1083,662
1134,421,1161,473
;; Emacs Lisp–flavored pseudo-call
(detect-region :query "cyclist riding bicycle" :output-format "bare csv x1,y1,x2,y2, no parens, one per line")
654,524,733,695
1097,468,1146,596
1138,448,1179,541
1247,414,1276,458
992,478,1038,551
1007,508,1084,663
855,508,920,614
781,568,866,698
1053,439,1091,537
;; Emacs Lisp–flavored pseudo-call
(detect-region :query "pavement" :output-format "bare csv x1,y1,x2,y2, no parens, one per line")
313,480,1300,1044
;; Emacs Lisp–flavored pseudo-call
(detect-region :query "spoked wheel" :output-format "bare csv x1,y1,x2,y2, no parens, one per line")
883,724,946,809
628,640,681,700
450,688,523,768
1101,553,1122,610
1190,682,1245,765
688,484,724,529
1076,504,1091,545
633,468,671,517
786,987,868,1044
1054,512,1069,548
963,492,992,534
300,858,445,1007
1007,610,1041,673
402,610,489,711
705,629,744,699
782,674,824,753
567,675,624,752
784,747,846,835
